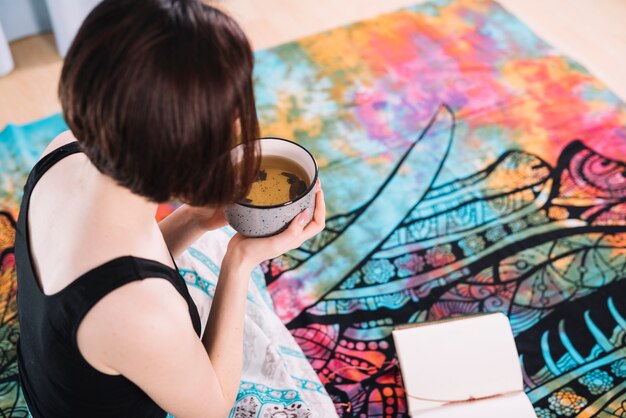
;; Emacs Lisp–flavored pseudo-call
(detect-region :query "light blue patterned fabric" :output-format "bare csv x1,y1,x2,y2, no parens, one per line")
174,228,337,418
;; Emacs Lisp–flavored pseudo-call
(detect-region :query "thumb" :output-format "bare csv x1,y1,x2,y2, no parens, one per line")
297,209,310,228
286,209,309,238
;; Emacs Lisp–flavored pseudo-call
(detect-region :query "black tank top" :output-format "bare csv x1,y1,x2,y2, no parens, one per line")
14,142,202,417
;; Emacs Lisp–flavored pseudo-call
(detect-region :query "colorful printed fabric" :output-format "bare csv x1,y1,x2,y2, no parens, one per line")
0,114,68,417
2,0,626,417
251,0,626,416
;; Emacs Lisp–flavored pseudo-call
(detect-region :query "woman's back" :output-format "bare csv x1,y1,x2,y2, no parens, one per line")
16,138,201,417
27,134,177,296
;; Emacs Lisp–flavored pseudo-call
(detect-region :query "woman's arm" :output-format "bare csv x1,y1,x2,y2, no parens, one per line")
202,181,325,402
200,253,251,403
77,279,236,418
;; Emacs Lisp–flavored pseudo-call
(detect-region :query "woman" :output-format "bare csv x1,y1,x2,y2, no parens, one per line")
14,0,325,417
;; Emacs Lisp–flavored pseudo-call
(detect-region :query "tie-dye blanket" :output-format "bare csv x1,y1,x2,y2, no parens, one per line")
1,116,67,416
2,0,626,416
252,0,626,417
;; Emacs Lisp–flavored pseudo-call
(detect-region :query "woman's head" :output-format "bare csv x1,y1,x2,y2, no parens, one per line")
60,0,260,206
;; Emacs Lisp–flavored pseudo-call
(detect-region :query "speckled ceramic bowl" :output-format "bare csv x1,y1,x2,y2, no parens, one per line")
225,137,318,238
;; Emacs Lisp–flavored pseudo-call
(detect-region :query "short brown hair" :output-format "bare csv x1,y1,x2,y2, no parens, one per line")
60,0,260,206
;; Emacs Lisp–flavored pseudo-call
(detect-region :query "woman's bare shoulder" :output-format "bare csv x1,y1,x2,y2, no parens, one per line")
77,278,195,373
41,130,78,159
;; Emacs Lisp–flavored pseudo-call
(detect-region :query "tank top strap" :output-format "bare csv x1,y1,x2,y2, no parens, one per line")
61,256,202,340
25,142,83,192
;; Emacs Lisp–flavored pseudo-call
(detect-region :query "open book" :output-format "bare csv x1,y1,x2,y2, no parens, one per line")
392,312,536,417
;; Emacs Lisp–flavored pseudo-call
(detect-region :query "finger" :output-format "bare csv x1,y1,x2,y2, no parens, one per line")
269,209,308,246
315,178,321,192
309,187,325,228
302,187,326,239
314,187,325,223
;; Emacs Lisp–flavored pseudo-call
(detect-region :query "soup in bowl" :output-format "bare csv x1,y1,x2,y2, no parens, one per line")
225,137,318,237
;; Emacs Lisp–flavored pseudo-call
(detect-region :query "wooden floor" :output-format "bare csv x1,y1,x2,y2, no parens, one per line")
0,0,625,129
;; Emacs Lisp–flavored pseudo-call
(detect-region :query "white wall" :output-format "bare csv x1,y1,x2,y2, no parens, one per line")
0,0,100,70
44,0,101,56
0,0,51,42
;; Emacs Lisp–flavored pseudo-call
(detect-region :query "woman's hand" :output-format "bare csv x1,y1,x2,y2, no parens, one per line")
159,204,228,258
225,180,326,272
185,205,229,231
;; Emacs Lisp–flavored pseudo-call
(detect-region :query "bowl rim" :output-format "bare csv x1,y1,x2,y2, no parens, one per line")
236,136,319,209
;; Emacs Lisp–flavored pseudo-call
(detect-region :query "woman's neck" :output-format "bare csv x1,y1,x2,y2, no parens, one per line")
77,157,160,236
